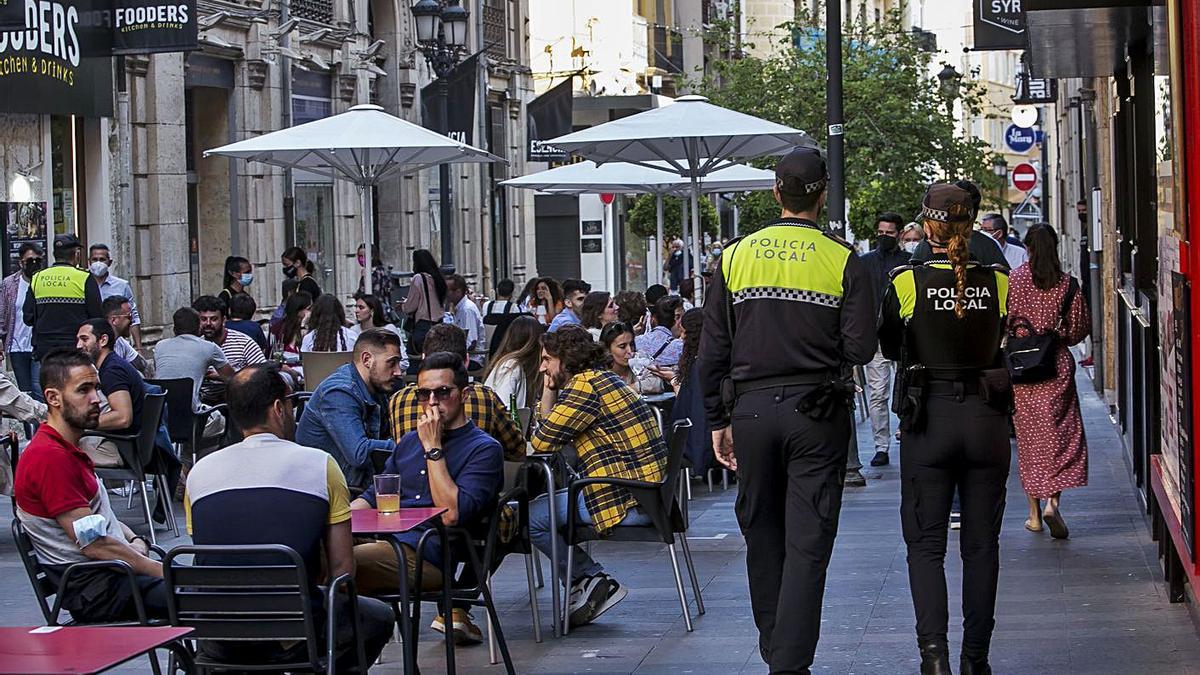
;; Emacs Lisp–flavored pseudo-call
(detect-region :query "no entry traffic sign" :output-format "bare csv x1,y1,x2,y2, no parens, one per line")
1012,162,1038,192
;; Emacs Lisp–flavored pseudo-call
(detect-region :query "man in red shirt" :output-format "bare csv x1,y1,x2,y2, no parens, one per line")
14,347,167,622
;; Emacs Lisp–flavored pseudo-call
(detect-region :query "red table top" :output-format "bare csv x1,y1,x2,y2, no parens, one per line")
0,625,193,674
351,507,447,534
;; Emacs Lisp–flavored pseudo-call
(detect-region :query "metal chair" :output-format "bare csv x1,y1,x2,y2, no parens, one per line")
163,544,366,675
561,419,704,634
300,350,354,392
81,393,172,543
11,519,175,674
146,377,226,464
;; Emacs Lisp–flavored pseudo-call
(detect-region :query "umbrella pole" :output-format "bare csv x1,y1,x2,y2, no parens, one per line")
680,198,690,279
655,193,664,286
690,177,702,304
360,184,374,296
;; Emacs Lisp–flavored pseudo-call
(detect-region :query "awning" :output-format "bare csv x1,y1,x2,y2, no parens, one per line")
1024,0,1154,79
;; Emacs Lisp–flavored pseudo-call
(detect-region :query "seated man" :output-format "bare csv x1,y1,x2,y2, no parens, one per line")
75,319,145,468
185,363,393,670
635,295,684,367
193,295,267,405
353,352,503,645
531,326,668,628
101,296,148,374
296,328,405,490
14,348,167,623
153,307,234,443
225,292,270,357
391,323,525,461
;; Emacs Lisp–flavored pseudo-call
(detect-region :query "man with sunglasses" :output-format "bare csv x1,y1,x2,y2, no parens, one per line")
352,351,504,645
296,328,406,490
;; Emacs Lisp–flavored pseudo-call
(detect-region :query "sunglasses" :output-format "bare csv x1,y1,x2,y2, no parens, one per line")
415,386,458,402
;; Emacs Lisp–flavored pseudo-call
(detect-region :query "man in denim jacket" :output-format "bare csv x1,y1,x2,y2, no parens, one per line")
296,329,406,489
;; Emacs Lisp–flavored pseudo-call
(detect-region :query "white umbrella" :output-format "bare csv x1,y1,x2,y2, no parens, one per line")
206,103,501,294
501,160,775,285
547,95,814,291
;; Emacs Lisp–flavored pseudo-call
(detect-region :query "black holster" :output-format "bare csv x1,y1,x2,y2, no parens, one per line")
978,367,1014,413
896,365,928,433
795,376,856,421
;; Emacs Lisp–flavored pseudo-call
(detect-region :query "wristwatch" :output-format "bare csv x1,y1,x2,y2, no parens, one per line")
424,447,445,461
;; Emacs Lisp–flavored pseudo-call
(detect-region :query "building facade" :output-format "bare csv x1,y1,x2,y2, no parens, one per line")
0,0,535,341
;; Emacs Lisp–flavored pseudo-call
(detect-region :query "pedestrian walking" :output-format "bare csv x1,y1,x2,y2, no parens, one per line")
1009,223,1091,539
699,147,875,674
0,243,43,393
400,249,447,354
878,183,1012,675
858,211,910,467
281,246,322,299
218,255,253,305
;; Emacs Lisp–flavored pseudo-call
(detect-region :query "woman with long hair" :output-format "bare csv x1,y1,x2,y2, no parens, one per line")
599,322,662,394
219,256,252,304
483,316,545,409
1010,223,1091,539
401,248,447,353
281,246,321,299
878,184,1011,675
579,291,619,337
270,291,312,368
671,308,712,473
526,277,563,326
302,294,357,352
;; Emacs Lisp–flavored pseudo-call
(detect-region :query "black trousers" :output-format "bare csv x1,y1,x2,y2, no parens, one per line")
732,385,850,674
900,386,1010,656
45,565,170,623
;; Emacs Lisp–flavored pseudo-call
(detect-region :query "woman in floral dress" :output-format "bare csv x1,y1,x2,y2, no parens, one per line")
1009,224,1092,539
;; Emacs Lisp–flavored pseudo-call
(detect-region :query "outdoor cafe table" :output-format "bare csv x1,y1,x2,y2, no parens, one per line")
0,625,193,674
351,506,454,675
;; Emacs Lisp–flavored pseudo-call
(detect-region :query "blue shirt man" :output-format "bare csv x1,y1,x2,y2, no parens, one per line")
547,279,590,333
351,351,503,643
295,329,408,490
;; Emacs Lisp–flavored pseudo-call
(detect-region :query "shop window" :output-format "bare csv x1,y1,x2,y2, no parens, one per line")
49,115,86,237
294,184,338,297
483,0,507,59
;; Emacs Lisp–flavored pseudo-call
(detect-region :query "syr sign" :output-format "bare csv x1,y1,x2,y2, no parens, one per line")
974,0,1026,50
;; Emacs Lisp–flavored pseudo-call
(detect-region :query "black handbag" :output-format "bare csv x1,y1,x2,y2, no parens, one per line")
404,273,437,353
1005,277,1078,384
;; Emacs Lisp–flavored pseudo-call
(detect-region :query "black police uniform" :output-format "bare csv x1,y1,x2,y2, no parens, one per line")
699,214,875,673
878,256,1010,666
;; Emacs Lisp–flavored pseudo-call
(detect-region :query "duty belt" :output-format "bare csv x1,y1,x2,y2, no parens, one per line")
733,371,835,396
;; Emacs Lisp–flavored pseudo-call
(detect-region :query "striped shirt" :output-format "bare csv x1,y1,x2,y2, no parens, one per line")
200,327,267,403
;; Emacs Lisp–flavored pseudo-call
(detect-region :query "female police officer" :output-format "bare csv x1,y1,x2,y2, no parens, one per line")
878,184,1010,675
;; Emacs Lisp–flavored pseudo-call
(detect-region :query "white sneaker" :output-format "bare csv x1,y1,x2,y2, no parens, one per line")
569,574,627,628
568,574,605,614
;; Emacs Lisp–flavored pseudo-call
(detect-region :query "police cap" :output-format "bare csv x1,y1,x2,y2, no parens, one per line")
54,233,82,253
775,147,828,197
920,184,974,224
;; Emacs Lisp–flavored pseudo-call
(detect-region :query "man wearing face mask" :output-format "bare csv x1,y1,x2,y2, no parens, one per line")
89,245,142,351
858,212,910,467
0,243,45,394
23,235,104,399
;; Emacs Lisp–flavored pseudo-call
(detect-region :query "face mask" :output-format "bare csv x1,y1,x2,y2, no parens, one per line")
88,261,109,276
239,273,254,287
21,259,40,277
711,247,722,258
902,241,920,254
876,234,897,252
283,265,298,278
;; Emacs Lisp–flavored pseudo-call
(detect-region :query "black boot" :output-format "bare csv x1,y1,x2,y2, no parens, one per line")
959,653,992,675
918,639,952,675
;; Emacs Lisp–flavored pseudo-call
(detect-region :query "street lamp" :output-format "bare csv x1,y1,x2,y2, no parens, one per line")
410,0,470,267
937,63,960,103
992,155,1009,218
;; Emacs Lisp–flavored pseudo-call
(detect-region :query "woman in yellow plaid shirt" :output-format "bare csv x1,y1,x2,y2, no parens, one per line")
529,325,667,628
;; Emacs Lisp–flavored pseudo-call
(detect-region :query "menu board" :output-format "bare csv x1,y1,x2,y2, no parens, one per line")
2,202,49,277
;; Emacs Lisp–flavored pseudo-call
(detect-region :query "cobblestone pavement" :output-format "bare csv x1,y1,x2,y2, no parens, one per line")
3,371,1198,673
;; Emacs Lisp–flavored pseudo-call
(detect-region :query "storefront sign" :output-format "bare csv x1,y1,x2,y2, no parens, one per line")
1171,272,1195,558
973,0,1026,51
0,0,114,115
527,77,572,162
421,55,477,145
1013,72,1057,104
184,51,232,89
110,0,196,54
2,201,48,277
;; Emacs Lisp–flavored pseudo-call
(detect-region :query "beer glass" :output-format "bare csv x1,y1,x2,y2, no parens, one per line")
374,474,401,514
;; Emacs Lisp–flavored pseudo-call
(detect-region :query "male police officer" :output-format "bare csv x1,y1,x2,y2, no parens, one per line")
699,148,875,674
23,234,103,398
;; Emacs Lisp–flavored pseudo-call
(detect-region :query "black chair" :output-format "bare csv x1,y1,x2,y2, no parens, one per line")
146,378,227,464
11,519,176,674
82,393,172,544
163,544,366,675
561,419,705,634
